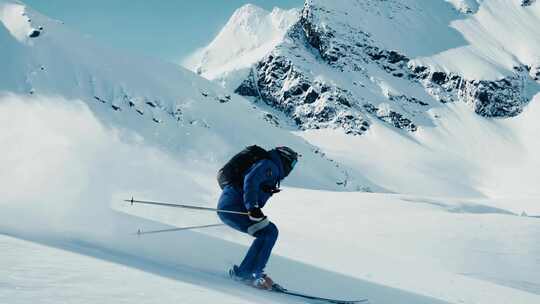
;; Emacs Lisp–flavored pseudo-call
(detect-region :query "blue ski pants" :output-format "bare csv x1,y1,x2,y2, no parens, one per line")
217,185,279,278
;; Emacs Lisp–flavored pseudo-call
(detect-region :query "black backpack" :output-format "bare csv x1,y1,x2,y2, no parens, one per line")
217,145,270,189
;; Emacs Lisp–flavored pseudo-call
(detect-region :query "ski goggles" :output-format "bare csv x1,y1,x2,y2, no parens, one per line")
290,158,298,169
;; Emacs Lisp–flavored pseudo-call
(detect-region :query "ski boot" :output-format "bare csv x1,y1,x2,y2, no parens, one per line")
251,273,275,291
229,265,250,282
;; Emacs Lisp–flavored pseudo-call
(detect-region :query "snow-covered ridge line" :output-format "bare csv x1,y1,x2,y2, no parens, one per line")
0,0,383,192
0,1,42,42
231,0,540,135
184,3,298,91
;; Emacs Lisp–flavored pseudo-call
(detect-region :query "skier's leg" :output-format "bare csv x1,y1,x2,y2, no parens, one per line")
216,186,277,278
217,186,256,278
250,222,279,276
217,186,249,232
218,215,256,278
237,236,264,274
234,217,270,275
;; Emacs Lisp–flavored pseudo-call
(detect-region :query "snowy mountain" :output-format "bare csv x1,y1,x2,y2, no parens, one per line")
184,4,298,91
229,0,540,132
191,0,540,197
0,0,375,192
2,1,540,304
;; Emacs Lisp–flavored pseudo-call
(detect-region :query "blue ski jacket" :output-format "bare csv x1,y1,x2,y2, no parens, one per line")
221,150,285,211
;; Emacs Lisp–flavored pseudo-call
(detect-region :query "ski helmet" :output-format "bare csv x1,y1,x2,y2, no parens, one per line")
275,146,299,176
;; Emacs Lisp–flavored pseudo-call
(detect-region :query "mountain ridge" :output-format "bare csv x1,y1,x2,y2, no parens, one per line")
190,0,539,136
0,0,374,192
189,0,540,197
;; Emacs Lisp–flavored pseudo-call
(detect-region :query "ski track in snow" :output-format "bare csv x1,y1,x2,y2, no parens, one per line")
0,213,453,304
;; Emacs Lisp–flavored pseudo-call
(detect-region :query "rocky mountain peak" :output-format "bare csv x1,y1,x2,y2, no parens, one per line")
230,0,540,135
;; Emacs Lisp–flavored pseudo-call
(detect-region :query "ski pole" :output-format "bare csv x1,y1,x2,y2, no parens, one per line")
125,197,249,216
135,223,225,236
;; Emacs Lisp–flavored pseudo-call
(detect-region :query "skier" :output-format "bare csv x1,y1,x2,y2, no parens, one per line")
216,145,299,290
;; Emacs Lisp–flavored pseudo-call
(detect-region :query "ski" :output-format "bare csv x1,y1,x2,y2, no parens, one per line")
228,267,366,303
271,284,368,304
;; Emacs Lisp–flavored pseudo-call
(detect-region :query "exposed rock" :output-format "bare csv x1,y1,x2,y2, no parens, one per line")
364,103,417,132
532,65,540,81
217,94,231,103
232,0,537,135
388,94,428,106
236,53,372,135
430,72,447,85
263,113,280,127
93,96,107,103
334,113,370,135
299,1,536,119
412,64,532,117
28,29,41,38
304,88,319,104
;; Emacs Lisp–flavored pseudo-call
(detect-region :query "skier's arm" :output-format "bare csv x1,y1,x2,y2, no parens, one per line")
243,161,268,211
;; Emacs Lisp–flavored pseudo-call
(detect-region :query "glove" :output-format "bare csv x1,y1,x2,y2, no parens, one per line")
261,184,281,194
248,207,266,222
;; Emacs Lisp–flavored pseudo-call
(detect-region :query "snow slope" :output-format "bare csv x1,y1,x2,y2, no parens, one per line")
1,1,540,304
0,235,258,304
298,93,540,198
0,0,375,192
0,1,34,43
3,141,540,304
416,0,540,79
0,96,467,304
2,106,539,303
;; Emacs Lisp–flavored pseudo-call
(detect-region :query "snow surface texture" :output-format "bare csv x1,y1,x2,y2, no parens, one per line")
2,1,540,304
0,235,259,304
1,101,539,302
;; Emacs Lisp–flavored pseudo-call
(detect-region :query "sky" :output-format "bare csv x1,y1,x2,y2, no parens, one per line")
24,0,302,64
